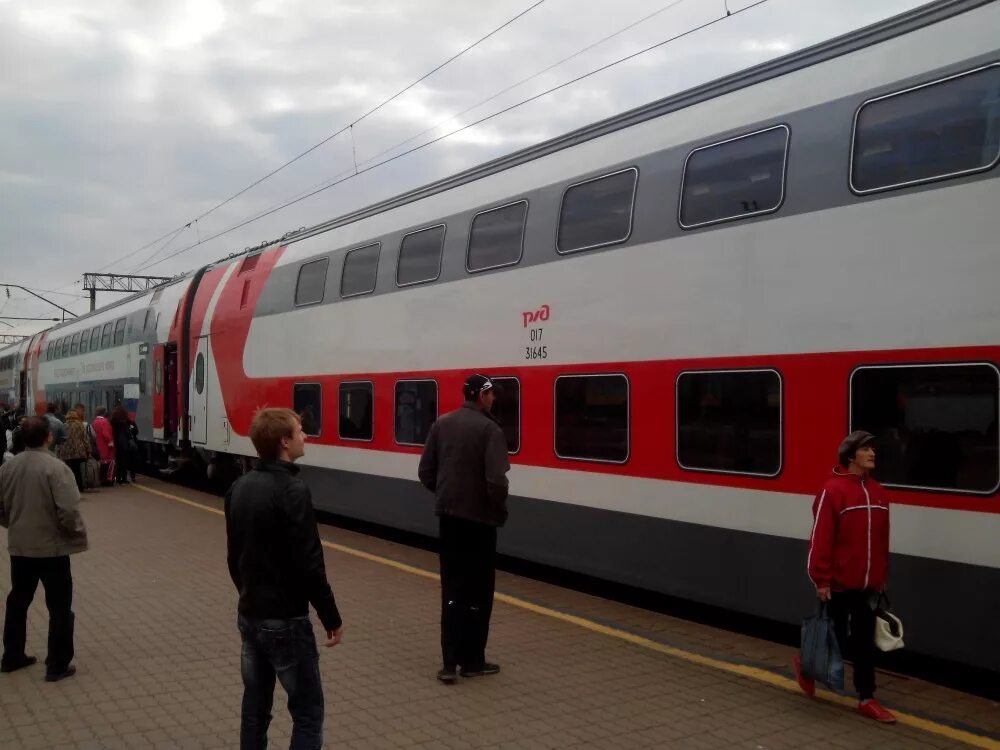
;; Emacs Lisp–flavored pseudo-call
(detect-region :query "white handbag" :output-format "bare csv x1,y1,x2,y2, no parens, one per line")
873,593,904,652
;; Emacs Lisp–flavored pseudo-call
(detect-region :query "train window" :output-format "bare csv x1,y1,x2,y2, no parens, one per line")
338,381,373,441
850,363,999,494
490,376,521,454
90,327,100,351
79,331,88,355
851,64,1000,194
467,201,527,272
46,342,54,361
194,353,205,395
394,380,437,445
143,309,153,332
676,369,782,477
679,125,789,229
70,333,80,356
293,383,322,437
558,168,637,254
396,225,445,287
295,257,329,306
113,319,126,346
139,359,147,395
61,337,70,358
341,242,380,298
555,374,629,463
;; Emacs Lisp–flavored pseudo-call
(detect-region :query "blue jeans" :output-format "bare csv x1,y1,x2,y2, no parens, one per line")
238,615,324,750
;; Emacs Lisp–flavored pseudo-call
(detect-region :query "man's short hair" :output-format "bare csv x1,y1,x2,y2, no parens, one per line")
46,402,57,414
94,406,107,417
250,408,300,461
21,416,51,448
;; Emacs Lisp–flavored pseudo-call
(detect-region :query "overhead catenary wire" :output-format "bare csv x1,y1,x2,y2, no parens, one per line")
360,0,694,169
211,0,696,225
99,0,547,280
141,0,768,273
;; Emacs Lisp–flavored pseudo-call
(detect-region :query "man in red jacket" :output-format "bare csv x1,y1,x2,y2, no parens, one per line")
795,430,896,724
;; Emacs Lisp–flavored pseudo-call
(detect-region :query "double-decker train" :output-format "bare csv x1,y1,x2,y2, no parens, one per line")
3,0,998,673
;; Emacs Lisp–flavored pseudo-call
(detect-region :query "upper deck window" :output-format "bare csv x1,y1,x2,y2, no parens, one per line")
396,225,445,287
295,258,329,306
679,125,790,229
851,64,1000,194
113,318,126,346
557,168,637,254
467,201,527,272
341,243,380,298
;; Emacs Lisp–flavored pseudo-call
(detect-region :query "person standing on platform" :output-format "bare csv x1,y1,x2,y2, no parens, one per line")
91,407,115,484
0,416,88,681
109,406,133,485
419,374,510,684
59,410,91,493
795,430,896,724
225,408,344,750
43,403,67,454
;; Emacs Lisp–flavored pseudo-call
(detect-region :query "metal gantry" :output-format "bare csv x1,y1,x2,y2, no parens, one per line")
82,273,172,311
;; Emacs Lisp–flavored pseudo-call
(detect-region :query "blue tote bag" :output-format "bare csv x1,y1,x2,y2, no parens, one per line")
800,602,844,691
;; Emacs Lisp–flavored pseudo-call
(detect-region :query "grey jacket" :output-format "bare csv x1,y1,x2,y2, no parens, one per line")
44,413,67,452
418,402,510,526
0,447,88,557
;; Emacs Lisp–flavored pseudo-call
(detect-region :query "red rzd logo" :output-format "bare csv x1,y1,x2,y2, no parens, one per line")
522,304,550,328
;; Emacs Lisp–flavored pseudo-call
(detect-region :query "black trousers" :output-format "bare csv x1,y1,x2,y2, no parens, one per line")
439,515,497,670
66,458,85,491
2,556,75,674
829,589,877,700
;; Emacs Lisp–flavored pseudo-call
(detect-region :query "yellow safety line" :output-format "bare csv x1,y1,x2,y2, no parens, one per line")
134,483,999,750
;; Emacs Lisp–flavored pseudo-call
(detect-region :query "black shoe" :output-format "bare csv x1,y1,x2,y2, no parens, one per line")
44,665,76,682
1,655,37,673
436,667,458,684
460,662,500,677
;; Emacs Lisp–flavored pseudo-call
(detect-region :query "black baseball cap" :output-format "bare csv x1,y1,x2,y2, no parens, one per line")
464,374,494,397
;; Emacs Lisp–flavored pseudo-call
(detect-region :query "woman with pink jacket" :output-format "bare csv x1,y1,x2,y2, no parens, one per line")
91,406,115,465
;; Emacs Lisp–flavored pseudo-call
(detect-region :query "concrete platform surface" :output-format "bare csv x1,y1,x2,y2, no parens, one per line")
0,476,997,749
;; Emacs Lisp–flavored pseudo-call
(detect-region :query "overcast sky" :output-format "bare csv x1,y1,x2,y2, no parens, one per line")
0,0,927,336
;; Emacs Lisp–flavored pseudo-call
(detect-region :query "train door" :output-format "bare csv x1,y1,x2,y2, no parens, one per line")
164,344,177,438
152,345,166,440
189,336,208,444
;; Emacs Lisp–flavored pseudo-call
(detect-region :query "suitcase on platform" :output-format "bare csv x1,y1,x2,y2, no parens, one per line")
83,458,100,489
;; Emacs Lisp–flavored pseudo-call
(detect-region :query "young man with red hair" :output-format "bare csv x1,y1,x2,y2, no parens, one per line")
225,408,344,749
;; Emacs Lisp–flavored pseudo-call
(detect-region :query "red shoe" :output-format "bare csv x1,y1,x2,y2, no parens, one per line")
858,699,896,724
792,656,815,697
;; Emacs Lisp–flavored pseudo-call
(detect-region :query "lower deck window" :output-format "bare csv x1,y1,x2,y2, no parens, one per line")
555,374,629,463
850,363,999,494
676,369,782,476
293,383,322,437
394,380,437,445
339,381,373,441
490,377,521,454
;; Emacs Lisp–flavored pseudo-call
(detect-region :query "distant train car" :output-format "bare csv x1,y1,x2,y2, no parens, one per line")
3,0,997,673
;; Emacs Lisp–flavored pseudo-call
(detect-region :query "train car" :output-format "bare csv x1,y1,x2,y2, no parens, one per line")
0,338,29,407
13,0,1000,673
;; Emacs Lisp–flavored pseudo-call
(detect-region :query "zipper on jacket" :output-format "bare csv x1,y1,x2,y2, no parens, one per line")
862,478,872,589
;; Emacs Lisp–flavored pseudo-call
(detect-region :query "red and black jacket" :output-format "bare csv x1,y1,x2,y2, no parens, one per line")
807,468,890,592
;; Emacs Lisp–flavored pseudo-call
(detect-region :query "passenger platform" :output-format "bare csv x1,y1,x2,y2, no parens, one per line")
0,477,996,749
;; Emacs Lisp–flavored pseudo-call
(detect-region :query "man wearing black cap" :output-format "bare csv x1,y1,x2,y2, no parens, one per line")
795,430,895,724
419,374,510,684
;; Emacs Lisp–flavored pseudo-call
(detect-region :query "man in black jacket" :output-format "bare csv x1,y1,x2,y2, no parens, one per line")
419,374,510,684
225,408,343,750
